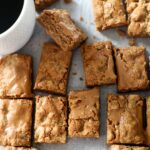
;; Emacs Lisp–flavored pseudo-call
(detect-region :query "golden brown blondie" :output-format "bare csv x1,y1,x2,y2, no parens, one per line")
114,46,149,92
82,41,116,86
92,0,127,31
0,99,33,146
126,0,150,37
34,96,67,144
68,88,100,138
107,94,145,145
34,43,72,95
0,54,33,98
37,9,87,51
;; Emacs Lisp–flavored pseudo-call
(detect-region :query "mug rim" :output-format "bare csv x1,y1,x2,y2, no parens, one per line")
0,0,26,38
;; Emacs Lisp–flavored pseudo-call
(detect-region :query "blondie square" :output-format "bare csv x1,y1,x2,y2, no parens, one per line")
37,9,87,51
114,46,149,92
34,43,72,95
82,41,116,86
107,94,145,145
68,88,100,138
0,99,33,146
0,54,33,98
92,0,127,31
110,145,149,150
5,147,37,150
146,97,150,146
35,0,58,11
126,0,150,37
34,96,67,144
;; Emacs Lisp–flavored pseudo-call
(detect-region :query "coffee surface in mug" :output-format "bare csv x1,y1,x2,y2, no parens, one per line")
0,0,24,34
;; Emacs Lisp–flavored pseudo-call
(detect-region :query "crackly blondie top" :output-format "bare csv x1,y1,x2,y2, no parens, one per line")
34,96,67,144
34,43,72,95
114,46,149,92
0,54,33,98
35,0,58,11
0,99,33,146
37,9,87,51
107,94,145,145
68,88,100,138
92,0,127,31
146,97,150,146
82,41,116,86
126,0,150,37
110,145,149,150
5,147,37,150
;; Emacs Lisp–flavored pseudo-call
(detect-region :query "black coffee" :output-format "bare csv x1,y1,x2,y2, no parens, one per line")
0,0,24,34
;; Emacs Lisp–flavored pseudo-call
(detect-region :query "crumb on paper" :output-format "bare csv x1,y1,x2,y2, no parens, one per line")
116,28,126,37
64,0,72,4
80,16,84,22
79,77,83,81
73,72,77,75
93,35,96,39
128,38,137,46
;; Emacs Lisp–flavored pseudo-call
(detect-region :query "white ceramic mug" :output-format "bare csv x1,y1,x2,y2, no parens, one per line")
0,0,36,55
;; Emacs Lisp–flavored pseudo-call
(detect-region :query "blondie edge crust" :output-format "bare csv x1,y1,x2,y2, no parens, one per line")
146,97,150,146
35,0,58,11
107,94,145,145
82,41,116,86
68,88,100,138
114,46,149,92
126,0,150,37
92,0,127,31
37,9,87,51
110,145,149,150
0,99,33,146
5,147,37,150
0,54,33,98
34,96,67,144
34,43,72,95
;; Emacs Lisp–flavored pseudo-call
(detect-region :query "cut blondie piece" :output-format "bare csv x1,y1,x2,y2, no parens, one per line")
82,41,116,86
34,95,67,144
92,0,127,31
35,0,58,11
126,0,150,37
37,9,87,51
110,145,149,150
107,94,145,145
5,147,37,150
114,46,149,92
0,54,33,98
146,97,150,146
68,88,100,138
0,99,33,146
34,43,72,95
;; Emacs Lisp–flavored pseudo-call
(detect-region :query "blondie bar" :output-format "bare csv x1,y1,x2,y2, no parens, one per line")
34,96,67,144
68,88,100,138
114,46,149,92
0,54,33,98
82,41,116,86
37,9,87,51
92,0,127,31
34,43,72,95
126,0,150,37
0,99,33,146
107,94,145,144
